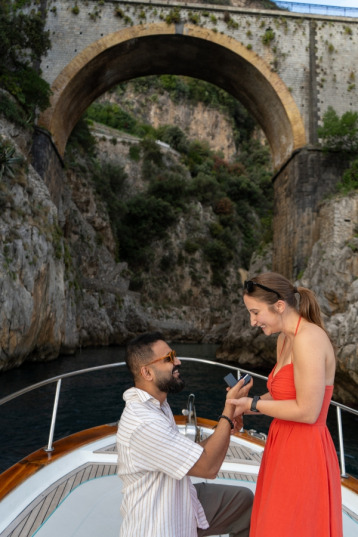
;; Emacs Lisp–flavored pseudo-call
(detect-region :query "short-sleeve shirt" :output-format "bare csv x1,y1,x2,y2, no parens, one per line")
116,387,209,537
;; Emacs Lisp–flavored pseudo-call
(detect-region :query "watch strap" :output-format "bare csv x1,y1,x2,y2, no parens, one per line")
250,395,261,413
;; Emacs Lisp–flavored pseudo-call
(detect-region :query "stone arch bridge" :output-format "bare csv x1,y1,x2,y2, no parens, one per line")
32,0,358,278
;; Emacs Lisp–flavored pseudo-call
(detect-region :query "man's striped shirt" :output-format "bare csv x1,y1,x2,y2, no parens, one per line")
117,387,209,536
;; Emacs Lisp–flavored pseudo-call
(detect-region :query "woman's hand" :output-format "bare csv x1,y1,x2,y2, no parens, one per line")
227,396,252,417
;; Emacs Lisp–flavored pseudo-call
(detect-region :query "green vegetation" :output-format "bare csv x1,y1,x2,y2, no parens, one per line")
67,76,273,287
318,107,358,194
188,12,200,25
112,75,256,145
262,28,275,46
0,0,51,123
0,138,23,179
336,159,358,195
318,106,358,153
165,7,181,24
86,102,157,138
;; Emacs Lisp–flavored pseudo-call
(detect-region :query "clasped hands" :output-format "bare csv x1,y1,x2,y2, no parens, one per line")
225,376,253,433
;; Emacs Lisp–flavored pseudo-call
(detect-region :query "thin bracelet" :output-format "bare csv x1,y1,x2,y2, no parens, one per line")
218,414,234,429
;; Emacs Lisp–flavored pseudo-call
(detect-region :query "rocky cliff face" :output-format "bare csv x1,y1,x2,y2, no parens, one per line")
0,103,241,371
217,194,358,404
1,93,357,404
88,121,242,341
101,86,238,161
0,120,68,368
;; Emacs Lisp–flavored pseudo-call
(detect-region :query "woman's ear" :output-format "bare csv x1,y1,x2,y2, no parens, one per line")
274,300,286,314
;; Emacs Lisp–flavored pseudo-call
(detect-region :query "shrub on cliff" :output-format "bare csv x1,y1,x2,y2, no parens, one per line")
336,159,358,194
0,138,24,180
0,1,51,122
318,106,358,153
117,195,177,268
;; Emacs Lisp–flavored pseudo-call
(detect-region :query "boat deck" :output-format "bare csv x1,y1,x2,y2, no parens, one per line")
1,423,357,537
0,433,261,537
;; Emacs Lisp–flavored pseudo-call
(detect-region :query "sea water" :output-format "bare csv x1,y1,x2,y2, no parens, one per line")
0,343,357,478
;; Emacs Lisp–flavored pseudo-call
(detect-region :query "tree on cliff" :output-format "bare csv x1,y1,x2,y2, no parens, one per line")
0,0,51,123
318,106,358,154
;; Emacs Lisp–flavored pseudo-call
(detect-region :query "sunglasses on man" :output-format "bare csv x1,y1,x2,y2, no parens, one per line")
144,349,177,367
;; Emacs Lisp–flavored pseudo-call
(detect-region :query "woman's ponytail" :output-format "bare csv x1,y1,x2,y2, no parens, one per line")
296,287,325,330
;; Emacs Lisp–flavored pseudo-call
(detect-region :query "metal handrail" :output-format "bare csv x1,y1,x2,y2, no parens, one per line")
0,358,357,476
275,1,358,18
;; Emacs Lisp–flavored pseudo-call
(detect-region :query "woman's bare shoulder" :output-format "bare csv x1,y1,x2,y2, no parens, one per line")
296,320,333,351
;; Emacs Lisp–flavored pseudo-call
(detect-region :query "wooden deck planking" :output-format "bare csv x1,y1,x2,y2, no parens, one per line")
8,515,29,537
225,445,262,465
218,470,257,482
49,481,68,515
94,443,117,453
73,467,86,489
61,472,77,500
32,488,57,532
0,463,118,537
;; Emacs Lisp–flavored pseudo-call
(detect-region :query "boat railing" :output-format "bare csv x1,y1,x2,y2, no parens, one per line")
0,358,357,477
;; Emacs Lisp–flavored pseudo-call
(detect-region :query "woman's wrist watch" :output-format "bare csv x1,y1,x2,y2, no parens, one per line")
250,395,261,412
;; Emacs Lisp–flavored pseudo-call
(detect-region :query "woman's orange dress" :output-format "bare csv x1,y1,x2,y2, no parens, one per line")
249,364,343,537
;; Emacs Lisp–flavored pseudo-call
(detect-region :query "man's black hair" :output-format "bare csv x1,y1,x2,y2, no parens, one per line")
125,331,165,379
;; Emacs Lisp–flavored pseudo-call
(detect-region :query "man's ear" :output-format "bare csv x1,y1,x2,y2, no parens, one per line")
140,365,154,381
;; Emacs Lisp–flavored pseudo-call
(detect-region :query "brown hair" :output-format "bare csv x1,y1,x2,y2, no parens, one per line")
243,272,326,331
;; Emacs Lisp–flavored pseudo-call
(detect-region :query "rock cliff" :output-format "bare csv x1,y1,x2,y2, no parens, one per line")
217,194,358,404
0,90,357,404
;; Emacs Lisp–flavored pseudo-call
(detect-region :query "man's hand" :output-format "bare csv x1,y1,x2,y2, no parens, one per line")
232,415,243,434
224,377,253,432
225,376,253,400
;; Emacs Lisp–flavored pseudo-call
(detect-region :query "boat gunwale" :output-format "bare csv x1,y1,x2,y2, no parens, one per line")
0,417,357,505
0,358,357,501
0,424,117,502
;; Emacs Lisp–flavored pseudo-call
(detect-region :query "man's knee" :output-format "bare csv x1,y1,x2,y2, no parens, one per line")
237,486,254,506
226,485,254,507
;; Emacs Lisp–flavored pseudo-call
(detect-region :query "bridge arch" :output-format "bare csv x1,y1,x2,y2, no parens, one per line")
38,22,306,170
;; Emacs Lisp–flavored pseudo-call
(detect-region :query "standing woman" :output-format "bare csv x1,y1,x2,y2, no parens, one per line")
228,272,342,537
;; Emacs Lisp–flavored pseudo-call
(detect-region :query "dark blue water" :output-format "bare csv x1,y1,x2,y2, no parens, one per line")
0,344,357,478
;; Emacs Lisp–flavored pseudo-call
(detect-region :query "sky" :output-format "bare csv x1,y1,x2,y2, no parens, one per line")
280,1,358,6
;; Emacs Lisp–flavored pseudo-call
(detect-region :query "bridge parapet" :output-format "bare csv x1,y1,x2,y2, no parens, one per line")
27,1,358,278
37,1,358,155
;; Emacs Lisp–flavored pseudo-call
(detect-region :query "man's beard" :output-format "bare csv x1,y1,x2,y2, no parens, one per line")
156,366,185,394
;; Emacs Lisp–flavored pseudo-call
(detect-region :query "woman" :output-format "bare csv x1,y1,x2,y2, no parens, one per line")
228,272,342,537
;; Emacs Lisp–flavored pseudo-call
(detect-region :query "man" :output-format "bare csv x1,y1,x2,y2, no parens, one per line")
116,332,253,537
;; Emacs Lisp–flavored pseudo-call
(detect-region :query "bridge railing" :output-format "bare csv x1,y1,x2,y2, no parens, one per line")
275,1,358,18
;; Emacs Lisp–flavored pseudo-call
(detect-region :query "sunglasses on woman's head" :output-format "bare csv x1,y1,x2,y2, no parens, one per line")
244,280,282,300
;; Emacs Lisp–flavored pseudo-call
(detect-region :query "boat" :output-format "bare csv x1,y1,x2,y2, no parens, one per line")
0,358,357,537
